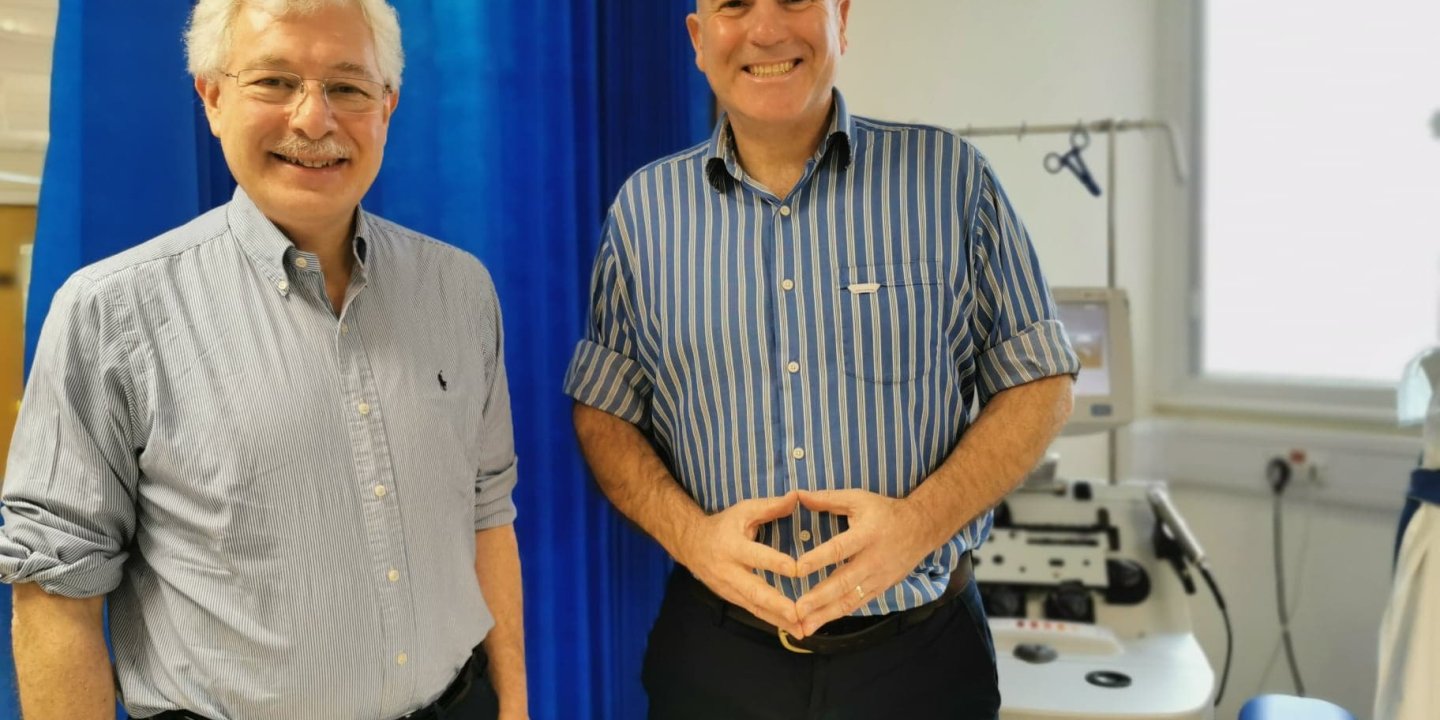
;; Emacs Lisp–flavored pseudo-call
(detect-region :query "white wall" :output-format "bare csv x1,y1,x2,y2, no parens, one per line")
841,2,1407,718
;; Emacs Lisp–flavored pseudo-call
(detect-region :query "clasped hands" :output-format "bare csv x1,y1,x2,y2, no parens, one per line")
676,489,945,640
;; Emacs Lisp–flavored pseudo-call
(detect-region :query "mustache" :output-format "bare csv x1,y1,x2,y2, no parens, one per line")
270,134,352,160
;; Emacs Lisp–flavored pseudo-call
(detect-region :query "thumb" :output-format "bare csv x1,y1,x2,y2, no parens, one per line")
746,490,801,523
797,489,862,515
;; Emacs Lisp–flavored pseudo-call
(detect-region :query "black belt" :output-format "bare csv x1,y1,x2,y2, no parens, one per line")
145,644,487,720
680,552,972,656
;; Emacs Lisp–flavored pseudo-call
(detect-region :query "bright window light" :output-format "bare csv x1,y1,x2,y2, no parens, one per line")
1203,0,1440,386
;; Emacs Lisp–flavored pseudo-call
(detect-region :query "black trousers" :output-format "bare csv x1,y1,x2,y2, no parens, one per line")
437,669,500,720
643,570,1001,720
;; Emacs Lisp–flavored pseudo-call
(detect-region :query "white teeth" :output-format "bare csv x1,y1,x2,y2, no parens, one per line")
280,155,342,169
747,60,796,78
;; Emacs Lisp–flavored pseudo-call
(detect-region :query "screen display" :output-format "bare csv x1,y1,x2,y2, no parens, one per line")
1059,301,1111,397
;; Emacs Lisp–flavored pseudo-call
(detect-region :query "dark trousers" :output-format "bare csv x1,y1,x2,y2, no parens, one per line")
643,570,1001,720
438,668,500,720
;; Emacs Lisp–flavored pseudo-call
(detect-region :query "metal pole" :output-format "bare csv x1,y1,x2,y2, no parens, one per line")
1106,121,1120,483
958,117,1189,485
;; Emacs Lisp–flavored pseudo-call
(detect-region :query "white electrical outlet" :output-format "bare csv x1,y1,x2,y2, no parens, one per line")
1266,448,1325,491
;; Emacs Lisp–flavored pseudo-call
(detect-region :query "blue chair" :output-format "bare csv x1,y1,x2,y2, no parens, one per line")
1239,694,1356,720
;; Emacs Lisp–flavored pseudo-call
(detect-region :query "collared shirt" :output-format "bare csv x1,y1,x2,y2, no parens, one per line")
0,188,518,720
564,91,1079,615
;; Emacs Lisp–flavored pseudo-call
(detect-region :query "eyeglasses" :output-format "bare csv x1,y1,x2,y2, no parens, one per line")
222,69,391,114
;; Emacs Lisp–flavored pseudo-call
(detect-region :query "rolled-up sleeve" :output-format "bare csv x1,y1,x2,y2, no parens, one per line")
562,213,652,428
0,276,141,598
473,274,519,530
968,160,1081,405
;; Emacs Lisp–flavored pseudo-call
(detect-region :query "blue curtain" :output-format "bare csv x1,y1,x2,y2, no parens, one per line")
13,2,711,718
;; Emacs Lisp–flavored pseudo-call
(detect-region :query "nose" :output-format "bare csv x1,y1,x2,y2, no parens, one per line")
288,80,338,139
747,0,792,47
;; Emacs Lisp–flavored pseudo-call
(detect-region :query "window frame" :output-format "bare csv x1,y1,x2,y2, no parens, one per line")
1156,1,1406,426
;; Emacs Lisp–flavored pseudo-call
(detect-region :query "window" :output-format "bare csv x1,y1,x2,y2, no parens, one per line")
1186,0,1440,419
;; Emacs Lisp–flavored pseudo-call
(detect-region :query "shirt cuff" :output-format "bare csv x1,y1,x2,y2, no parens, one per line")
0,509,127,598
474,460,519,530
562,339,651,427
976,319,1081,403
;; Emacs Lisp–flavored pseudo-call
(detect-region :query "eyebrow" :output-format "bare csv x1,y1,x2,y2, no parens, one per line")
249,54,378,80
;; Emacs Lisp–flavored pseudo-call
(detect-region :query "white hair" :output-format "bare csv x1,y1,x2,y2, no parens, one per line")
185,0,404,89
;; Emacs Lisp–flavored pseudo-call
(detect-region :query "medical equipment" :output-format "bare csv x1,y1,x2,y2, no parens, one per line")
1044,127,1102,197
955,121,1220,718
961,118,1186,482
1054,288,1134,436
973,286,1226,719
976,478,1218,719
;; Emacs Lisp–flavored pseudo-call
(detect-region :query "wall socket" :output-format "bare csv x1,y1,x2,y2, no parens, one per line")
1265,448,1325,492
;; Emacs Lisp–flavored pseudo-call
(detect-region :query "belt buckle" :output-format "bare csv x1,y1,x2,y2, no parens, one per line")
778,628,814,654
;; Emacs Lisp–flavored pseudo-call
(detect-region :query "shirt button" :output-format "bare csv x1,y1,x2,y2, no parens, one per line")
387,569,400,583
276,279,289,293
779,205,792,217
786,361,800,373
374,485,387,498
791,447,805,460
340,322,350,335
358,402,371,416
781,279,795,291
294,257,309,269
799,529,813,543
395,652,408,666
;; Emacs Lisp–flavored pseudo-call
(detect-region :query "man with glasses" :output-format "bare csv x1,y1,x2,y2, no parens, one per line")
0,2,527,719
566,1,1077,717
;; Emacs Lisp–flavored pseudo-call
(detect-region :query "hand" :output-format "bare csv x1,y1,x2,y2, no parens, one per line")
793,489,943,635
676,491,805,638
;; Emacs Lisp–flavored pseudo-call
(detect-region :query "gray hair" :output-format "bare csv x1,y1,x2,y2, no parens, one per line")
185,0,404,89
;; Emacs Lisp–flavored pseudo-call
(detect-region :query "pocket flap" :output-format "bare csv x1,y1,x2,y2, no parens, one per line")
840,262,941,291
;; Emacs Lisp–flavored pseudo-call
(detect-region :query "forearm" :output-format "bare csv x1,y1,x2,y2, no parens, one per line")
908,374,1074,548
11,583,115,720
474,525,527,717
572,402,708,564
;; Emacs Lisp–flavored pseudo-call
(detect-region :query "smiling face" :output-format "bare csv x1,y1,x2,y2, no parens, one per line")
195,2,398,236
687,0,850,137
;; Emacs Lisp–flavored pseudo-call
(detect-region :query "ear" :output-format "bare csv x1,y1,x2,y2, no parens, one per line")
380,86,399,126
837,0,851,54
195,75,224,138
685,12,705,73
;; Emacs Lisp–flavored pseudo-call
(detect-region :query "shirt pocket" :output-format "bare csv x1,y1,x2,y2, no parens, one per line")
837,262,948,383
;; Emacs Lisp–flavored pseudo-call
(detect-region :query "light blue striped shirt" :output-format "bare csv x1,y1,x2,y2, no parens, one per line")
0,188,517,719
565,92,1079,615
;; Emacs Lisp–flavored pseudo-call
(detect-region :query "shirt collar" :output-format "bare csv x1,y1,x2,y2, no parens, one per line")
228,186,372,292
705,89,854,193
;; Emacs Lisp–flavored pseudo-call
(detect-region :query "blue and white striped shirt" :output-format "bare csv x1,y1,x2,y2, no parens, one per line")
0,188,518,720
565,92,1079,615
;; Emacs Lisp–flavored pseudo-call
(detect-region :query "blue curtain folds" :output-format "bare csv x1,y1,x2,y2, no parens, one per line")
13,2,711,718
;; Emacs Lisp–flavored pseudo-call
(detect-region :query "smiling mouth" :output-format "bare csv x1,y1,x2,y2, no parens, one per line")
745,59,800,78
272,152,348,169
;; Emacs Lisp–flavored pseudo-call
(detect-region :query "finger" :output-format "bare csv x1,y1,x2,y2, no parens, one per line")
794,529,866,577
796,489,867,514
796,568,875,635
726,571,804,637
737,541,800,578
794,558,869,619
742,490,801,525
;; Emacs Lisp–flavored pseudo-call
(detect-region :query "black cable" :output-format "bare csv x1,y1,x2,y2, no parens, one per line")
1273,490,1306,696
1196,565,1232,707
